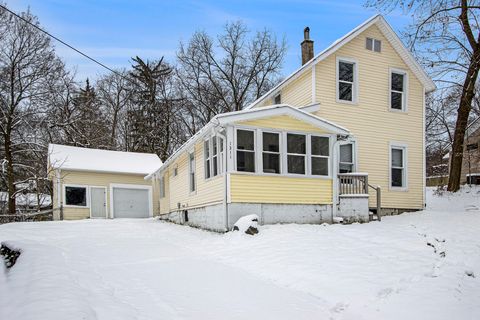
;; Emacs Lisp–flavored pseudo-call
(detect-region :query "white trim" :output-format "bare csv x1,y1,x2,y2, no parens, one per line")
109,183,153,218
56,169,61,209
311,64,316,103
63,184,89,208
89,186,107,219
299,103,321,113
389,142,408,191
243,14,434,111
422,86,426,207
336,56,359,105
389,67,409,113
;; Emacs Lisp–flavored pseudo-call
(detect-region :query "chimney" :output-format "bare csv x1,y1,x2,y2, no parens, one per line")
301,27,314,65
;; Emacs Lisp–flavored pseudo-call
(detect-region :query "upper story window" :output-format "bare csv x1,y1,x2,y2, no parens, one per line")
390,69,408,111
262,132,280,174
287,133,306,174
337,58,357,104
366,37,381,52
274,93,281,104
236,129,255,172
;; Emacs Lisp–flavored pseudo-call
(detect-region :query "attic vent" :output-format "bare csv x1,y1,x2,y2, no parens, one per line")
274,93,281,104
366,37,381,53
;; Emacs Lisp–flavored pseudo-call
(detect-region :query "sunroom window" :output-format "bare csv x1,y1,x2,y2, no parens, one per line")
311,136,329,176
204,140,211,179
236,129,255,172
212,138,218,176
338,60,356,103
189,152,195,192
287,133,306,174
65,186,87,206
262,132,280,174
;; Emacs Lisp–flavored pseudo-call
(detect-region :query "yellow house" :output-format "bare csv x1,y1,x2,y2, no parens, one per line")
48,144,161,220
147,14,436,232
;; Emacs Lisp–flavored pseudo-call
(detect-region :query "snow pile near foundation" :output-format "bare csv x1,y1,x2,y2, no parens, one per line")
233,214,259,234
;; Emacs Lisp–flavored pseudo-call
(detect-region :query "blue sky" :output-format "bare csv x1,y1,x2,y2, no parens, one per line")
8,0,411,82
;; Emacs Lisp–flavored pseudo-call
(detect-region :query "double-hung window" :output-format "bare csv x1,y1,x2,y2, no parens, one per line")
212,138,218,176
391,146,407,188
262,132,280,174
311,136,329,176
236,129,255,172
65,185,87,207
390,70,407,111
337,59,357,103
159,176,165,198
218,137,224,173
189,152,195,192
287,133,306,174
204,140,211,179
339,143,354,173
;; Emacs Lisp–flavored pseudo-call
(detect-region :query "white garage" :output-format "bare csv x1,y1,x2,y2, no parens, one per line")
111,184,153,219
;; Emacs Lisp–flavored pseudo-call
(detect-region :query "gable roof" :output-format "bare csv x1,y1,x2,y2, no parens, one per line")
48,144,162,175
146,104,350,179
245,15,436,110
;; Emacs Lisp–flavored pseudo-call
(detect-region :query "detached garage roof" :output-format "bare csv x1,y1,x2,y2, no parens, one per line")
48,144,162,175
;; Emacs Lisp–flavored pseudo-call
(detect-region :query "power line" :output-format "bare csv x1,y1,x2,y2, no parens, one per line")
0,3,128,80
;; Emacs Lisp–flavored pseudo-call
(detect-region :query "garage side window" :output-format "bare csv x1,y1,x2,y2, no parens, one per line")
65,186,87,206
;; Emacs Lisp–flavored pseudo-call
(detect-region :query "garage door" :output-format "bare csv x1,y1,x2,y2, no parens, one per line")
112,187,150,218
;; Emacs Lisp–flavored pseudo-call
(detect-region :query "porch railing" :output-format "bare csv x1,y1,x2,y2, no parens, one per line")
338,173,369,195
337,173,382,221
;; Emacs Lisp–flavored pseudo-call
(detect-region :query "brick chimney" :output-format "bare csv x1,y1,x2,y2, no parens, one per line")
301,27,314,65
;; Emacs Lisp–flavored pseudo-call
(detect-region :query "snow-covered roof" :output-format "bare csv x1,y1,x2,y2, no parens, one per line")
48,144,162,175
146,104,349,179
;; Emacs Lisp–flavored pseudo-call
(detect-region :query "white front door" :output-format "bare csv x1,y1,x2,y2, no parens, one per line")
90,187,107,218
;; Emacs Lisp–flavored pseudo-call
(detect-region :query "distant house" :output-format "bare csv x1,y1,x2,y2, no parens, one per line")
429,117,480,186
146,15,436,232
48,144,161,220
0,192,51,212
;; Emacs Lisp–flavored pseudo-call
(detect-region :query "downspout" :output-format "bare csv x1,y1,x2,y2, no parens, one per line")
216,129,229,232
331,134,350,222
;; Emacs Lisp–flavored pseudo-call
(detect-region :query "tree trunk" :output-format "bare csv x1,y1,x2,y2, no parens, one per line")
4,131,16,214
447,50,480,191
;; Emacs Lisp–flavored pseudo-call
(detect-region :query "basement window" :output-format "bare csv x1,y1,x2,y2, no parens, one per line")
64,185,87,207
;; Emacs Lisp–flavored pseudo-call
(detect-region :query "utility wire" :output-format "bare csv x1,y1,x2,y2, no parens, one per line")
0,3,129,81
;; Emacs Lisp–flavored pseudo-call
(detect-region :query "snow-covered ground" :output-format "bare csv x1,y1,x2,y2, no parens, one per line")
1,187,479,320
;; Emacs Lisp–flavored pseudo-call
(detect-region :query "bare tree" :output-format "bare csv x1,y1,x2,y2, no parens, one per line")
96,70,133,149
0,6,64,213
177,21,286,131
366,0,480,191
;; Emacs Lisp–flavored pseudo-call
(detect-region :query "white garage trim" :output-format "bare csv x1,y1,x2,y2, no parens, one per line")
109,183,153,218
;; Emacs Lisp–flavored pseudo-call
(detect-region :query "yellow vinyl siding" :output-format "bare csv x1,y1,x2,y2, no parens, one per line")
313,24,424,209
162,140,224,214
281,70,312,106
230,174,332,204
249,24,425,210
56,170,159,220
237,115,327,134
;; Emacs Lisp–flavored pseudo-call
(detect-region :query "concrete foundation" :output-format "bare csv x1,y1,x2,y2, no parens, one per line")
338,195,370,223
